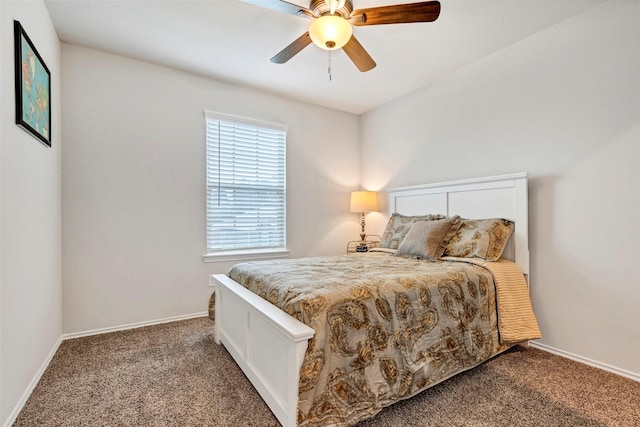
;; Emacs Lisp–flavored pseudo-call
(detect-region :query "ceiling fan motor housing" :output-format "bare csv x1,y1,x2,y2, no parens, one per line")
310,0,353,18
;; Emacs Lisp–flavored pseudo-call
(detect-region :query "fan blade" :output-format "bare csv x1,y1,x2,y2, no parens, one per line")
279,0,309,9
342,35,376,72
279,0,315,17
270,32,312,64
351,1,440,26
241,0,313,18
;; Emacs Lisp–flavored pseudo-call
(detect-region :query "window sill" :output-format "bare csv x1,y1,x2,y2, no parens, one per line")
202,249,290,263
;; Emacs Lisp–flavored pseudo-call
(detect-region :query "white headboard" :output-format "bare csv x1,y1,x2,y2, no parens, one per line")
388,173,529,277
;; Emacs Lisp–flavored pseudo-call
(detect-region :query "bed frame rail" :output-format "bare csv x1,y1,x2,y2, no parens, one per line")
212,274,315,427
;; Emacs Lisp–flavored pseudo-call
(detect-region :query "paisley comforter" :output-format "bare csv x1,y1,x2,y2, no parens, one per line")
227,252,538,427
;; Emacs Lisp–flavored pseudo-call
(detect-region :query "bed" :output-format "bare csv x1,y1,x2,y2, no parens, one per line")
210,173,540,427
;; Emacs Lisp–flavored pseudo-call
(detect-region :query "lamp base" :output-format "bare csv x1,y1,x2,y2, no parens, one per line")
355,243,369,252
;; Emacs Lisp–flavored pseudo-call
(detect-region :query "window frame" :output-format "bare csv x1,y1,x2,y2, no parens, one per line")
202,110,289,263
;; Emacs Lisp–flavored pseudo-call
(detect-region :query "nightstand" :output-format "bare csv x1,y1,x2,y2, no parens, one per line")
346,235,381,254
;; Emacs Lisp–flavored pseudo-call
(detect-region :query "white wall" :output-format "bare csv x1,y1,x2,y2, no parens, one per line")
61,44,360,334
361,2,640,377
0,0,3,417
0,0,3,419
0,1,62,425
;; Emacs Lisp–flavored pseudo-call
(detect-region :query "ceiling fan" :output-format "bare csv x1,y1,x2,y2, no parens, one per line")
270,0,441,72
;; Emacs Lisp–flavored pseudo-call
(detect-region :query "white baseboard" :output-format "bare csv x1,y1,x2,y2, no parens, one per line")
62,311,209,340
530,342,640,382
3,312,209,427
2,335,64,427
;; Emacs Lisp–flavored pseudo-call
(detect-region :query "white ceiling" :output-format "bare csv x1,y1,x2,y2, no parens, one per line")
44,0,603,114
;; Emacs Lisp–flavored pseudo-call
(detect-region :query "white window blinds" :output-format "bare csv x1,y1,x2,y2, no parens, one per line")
205,111,287,254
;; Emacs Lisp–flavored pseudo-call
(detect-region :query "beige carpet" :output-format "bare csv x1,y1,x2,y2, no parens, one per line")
14,317,640,426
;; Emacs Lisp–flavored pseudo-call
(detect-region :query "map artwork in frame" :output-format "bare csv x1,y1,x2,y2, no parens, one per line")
14,20,51,147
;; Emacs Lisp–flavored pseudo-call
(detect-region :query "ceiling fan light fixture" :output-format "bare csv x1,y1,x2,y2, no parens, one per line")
308,15,352,50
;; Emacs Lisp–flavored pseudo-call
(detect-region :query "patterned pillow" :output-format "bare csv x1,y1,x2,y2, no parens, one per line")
443,218,515,261
396,216,462,259
380,213,446,250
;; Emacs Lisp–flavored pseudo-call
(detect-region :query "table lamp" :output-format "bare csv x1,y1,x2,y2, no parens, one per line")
350,191,378,242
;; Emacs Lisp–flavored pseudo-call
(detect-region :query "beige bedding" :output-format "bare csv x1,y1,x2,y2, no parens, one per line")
442,256,542,343
227,253,540,427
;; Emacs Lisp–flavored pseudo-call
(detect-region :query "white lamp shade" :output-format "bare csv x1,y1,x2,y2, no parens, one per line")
350,191,378,213
309,15,353,50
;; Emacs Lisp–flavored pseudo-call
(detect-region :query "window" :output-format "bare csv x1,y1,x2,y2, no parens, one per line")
204,111,288,261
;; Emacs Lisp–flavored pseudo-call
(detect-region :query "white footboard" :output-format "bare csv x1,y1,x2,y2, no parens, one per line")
212,274,315,427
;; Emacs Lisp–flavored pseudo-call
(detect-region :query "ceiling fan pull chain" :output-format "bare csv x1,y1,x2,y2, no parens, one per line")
328,49,332,81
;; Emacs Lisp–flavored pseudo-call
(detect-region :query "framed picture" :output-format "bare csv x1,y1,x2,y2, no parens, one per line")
14,20,51,147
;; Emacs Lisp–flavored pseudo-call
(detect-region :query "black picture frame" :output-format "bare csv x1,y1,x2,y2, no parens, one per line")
14,20,52,147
